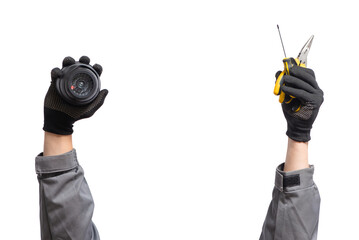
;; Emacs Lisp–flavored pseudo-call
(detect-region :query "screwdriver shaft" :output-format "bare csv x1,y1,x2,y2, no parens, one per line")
277,25,287,58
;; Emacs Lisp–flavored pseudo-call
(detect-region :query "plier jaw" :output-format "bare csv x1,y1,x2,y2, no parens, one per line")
297,35,314,67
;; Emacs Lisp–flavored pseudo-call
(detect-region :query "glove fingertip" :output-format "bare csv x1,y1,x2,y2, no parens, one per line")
62,56,76,68
93,64,103,76
281,85,287,92
275,70,282,79
79,56,90,64
101,89,109,94
99,89,109,100
51,68,63,82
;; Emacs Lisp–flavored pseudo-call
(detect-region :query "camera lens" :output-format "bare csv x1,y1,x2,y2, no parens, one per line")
71,73,94,97
56,62,101,106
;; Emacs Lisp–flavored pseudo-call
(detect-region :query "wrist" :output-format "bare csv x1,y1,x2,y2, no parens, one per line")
43,131,73,156
284,138,309,172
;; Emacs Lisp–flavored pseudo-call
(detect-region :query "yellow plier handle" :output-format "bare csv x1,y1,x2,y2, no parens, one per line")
273,57,306,112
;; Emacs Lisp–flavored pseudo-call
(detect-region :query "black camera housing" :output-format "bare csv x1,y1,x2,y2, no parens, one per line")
56,62,101,106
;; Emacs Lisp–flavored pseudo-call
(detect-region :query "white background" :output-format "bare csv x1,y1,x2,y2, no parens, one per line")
0,0,357,239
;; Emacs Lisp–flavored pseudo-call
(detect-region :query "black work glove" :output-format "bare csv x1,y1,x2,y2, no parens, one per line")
275,66,324,142
43,56,109,135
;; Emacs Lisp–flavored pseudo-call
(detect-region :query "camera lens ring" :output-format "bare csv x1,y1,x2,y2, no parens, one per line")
56,63,101,106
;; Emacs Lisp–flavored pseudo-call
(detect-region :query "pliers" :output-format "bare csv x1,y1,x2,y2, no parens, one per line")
273,35,314,111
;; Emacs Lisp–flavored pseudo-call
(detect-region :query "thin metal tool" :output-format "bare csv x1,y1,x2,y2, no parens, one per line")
297,35,314,66
277,25,287,58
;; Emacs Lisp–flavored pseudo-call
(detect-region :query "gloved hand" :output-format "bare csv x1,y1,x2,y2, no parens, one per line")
275,66,323,142
43,56,109,135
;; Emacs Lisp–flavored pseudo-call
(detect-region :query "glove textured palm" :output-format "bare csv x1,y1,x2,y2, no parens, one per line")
276,66,323,142
43,56,109,135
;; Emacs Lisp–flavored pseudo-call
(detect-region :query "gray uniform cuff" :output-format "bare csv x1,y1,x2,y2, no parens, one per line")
35,149,78,174
274,163,314,192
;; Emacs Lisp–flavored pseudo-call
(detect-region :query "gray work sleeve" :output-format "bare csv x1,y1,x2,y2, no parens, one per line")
35,149,100,240
259,163,320,240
